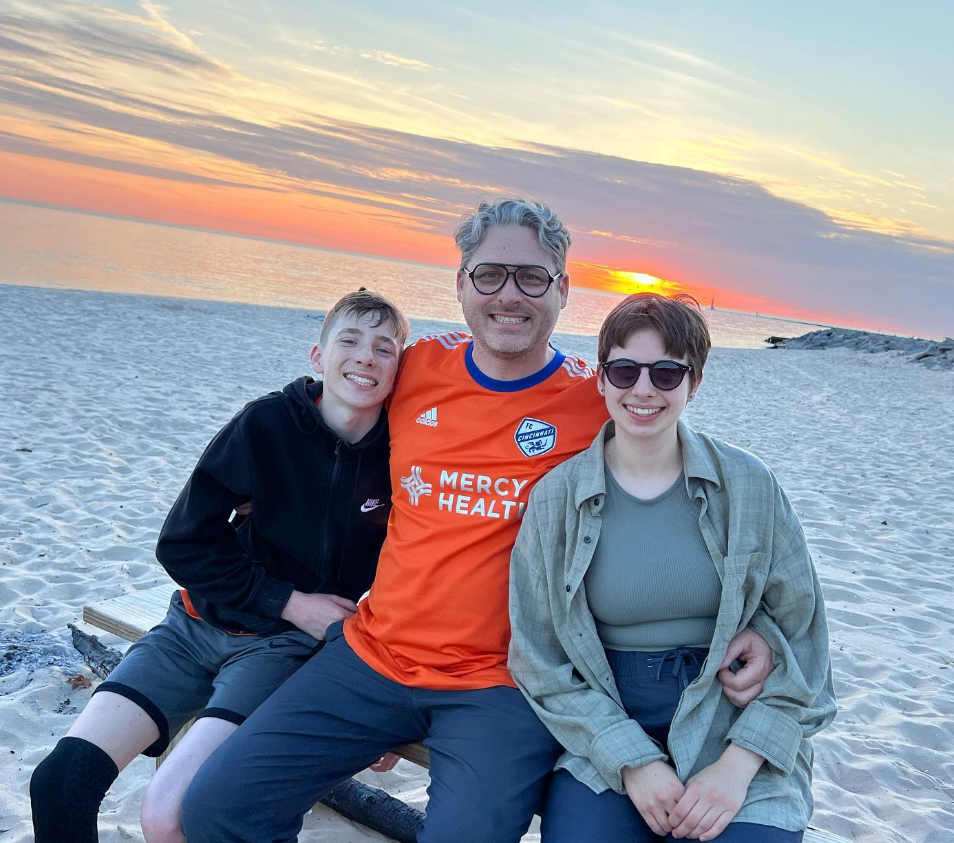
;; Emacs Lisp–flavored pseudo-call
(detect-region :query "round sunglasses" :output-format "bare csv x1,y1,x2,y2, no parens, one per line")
599,358,692,391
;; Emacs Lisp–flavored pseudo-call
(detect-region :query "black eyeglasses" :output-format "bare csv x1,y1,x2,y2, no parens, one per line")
600,359,691,391
465,263,561,298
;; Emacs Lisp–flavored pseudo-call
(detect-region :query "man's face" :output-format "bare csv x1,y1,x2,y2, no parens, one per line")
456,225,569,362
310,311,401,414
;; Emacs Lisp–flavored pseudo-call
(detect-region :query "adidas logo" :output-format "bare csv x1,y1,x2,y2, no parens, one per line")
415,407,438,427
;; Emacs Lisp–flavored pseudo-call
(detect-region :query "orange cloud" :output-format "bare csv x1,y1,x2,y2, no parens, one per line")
0,150,456,267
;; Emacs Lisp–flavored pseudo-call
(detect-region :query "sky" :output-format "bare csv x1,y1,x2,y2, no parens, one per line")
0,0,952,337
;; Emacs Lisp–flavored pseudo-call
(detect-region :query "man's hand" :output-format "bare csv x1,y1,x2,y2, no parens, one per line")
668,744,763,840
280,591,357,640
717,628,774,708
622,760,686,837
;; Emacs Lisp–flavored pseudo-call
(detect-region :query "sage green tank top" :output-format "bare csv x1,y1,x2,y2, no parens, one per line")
583,469,722,651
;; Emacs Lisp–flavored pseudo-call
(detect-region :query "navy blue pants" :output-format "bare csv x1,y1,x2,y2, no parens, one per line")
181,622,562,843
541,647,803,843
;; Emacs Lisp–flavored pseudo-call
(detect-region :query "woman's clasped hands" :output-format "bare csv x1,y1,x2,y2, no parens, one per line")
623,744,764,841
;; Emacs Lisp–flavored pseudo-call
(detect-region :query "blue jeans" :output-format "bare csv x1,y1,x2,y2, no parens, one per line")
181,622,562,843
540,647,803,843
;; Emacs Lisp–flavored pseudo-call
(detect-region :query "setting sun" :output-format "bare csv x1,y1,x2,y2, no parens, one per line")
621,271,661,287
605,270,683,294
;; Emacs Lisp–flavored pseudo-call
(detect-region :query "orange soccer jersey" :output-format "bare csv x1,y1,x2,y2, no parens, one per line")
344,333,609,690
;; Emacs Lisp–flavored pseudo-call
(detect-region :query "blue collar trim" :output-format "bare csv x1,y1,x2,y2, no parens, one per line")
464,343,566,392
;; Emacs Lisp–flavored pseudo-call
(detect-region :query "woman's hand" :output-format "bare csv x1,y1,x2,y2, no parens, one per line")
622,760,686,836
668,744,764,840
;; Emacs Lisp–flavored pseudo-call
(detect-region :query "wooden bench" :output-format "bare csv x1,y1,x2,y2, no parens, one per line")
82,584,849,843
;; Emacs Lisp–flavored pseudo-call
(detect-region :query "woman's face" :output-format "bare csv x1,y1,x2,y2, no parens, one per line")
599,328,699,446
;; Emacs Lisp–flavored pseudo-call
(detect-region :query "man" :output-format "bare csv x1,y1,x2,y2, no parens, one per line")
31,290,409,843
182,200,771,843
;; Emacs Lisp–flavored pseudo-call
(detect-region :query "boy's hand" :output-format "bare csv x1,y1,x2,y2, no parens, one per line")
717,628,774,707
280,591,358,640
622,760,686,836
668,744,763,840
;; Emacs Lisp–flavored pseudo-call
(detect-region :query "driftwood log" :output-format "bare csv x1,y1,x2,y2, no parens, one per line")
68,624,425,841
69,624,123,678
322,778,423,842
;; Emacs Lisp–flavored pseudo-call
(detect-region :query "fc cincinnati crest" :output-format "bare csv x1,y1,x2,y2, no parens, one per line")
514,418,557,457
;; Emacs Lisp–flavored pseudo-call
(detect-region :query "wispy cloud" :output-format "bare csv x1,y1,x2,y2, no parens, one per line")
0,31,52,57
0,1,234,77
0,128,250,186
360,50,431,71
595,30,748,82
580,27,755,102
594,95,678,123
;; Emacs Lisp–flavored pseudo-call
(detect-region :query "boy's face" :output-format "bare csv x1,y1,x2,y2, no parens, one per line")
310,311,401,414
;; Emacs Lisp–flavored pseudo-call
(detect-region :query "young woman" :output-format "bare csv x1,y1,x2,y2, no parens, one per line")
509,293,835,842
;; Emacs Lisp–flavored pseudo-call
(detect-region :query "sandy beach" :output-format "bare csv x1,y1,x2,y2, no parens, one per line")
2,283,952,843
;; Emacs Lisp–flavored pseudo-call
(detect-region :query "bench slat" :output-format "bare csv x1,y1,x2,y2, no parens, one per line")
83,583,173,641
392,742,430,768
804,830,852,843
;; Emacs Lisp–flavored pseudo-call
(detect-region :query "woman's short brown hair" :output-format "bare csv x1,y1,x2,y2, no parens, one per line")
598,293,711,388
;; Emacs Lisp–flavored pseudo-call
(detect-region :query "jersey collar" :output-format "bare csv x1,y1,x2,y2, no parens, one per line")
464,343,566,392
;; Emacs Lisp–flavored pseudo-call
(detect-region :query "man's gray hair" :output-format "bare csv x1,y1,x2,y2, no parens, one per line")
454,199,572,274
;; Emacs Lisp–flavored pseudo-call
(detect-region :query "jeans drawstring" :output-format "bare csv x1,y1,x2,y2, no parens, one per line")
653,647,704,692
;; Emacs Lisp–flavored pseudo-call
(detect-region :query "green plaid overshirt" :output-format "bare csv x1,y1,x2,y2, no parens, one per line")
508,420,836,831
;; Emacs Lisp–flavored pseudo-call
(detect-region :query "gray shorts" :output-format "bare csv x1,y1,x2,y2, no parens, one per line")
94,593,321,756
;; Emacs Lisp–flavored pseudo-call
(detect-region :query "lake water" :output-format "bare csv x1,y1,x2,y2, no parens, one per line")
0,199,825,348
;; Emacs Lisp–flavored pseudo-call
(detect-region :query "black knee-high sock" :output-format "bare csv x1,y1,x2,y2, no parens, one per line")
31,736,120,843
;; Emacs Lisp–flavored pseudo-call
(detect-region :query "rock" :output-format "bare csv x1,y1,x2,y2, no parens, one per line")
770,328,950,371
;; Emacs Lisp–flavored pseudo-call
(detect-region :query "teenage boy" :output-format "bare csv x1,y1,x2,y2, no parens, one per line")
31,289,410,843
181,200,773,843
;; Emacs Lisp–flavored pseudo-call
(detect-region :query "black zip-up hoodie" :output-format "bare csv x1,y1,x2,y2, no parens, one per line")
155,377,391,635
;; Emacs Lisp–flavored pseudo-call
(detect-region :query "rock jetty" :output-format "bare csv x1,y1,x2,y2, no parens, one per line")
767,328,954,370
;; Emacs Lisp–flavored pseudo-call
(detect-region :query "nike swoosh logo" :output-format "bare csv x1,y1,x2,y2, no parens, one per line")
360,502,386,513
